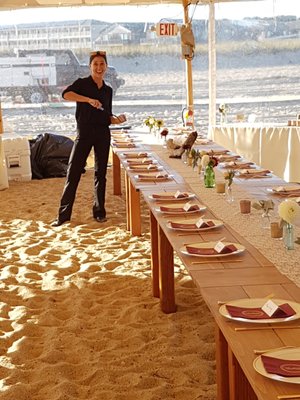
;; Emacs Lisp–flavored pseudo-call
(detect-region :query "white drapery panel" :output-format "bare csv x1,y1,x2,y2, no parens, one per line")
209,124,300,183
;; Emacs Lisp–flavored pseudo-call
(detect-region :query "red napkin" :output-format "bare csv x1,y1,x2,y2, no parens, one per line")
186,244,237,255
226,303,296,319
152,193,189,199
170,220,215,229
160,205,199,212
261,355,300,377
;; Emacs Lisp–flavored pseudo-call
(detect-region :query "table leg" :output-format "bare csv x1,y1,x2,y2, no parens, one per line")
228,347,237,400
112,151,122,195
158,225,176,313
216,326,230,400
150,211,159,298
125,172,130,232
129,179,141,236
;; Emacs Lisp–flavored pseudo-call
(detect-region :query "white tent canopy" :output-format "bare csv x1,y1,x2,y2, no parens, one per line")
0,0,260,11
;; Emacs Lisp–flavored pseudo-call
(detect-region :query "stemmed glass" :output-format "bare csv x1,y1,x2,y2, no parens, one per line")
160,128,169,146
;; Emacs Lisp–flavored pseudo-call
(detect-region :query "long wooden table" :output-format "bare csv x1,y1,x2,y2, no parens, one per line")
112,134,300,400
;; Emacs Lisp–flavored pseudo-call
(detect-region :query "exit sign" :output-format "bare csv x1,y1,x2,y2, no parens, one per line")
156,23,178,36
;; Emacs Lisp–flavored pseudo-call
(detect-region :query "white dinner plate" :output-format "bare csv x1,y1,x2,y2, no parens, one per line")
167,218,223,231
180,241,245,258
128,165,163,172
267,186,300,194
122,152,151,158
155,203,206,214
219,298,300,324
253,347,300,384
148,192,196,201
134,174,172,182
125,159,157,166
237,168,271,177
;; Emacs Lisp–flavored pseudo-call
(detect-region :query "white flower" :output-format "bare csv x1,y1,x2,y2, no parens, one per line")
278,199,300,225
201,154,210,168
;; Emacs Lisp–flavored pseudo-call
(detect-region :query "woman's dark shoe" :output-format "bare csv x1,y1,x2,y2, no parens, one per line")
95,216,107,223
51,219,70,227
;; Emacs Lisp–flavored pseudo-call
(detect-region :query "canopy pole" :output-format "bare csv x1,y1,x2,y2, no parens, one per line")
208,1,217,128
0,102,3,134
182,0,194,128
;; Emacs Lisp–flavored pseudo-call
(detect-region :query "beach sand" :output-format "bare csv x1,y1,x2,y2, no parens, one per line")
0,167,216,400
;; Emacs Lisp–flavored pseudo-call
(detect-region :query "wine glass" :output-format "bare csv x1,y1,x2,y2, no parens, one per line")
160,128,169,146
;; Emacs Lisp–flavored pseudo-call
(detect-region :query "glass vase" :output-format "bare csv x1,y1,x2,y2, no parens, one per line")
204,165,215,188
261,209,272,229
283,222,294,250
225,184,234,203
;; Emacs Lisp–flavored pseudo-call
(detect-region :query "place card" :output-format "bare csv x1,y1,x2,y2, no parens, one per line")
214,240,226,253
262,300,296,318
174,190,188,198
195,218,215,228
196,218,205,228
262,299,281,317
183,202,195,212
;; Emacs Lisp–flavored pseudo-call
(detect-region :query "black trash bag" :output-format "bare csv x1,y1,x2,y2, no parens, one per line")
29,133,74,179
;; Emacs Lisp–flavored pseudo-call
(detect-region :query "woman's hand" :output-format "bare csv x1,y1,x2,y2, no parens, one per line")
88,98,103,109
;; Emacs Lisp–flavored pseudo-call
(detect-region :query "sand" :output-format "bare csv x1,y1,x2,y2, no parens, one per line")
0,167,216,400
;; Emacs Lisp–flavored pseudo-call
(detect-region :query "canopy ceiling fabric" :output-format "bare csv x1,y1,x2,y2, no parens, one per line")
0,0,261,11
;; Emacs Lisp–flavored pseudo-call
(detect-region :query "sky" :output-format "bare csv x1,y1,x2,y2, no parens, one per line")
0,0,299,25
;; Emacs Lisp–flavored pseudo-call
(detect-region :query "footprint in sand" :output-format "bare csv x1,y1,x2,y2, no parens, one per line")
103,261,123,271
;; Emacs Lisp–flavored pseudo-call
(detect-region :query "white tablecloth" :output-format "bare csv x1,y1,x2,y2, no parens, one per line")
209,124,300,183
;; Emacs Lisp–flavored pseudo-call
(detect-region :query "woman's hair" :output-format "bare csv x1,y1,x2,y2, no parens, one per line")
89,50,107,65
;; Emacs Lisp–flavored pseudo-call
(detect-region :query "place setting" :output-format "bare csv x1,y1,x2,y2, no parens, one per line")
236,168,272,179
220,160,256,170
121,152,151,159
134,171,173,182
267,185,300,198
155,201,206,215
218,297,300,325
125,158,157,166
180,237,245,262
127,164,163,173
217,154,242,162
253,346,300,386
148,190,196,201
207,149,230,156
112,140,137,148
166,216,224,232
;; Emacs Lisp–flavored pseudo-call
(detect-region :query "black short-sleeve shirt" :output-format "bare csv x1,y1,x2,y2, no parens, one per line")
62,76,113,128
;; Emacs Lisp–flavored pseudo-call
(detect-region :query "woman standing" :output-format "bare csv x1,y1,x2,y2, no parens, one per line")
52,51,126,226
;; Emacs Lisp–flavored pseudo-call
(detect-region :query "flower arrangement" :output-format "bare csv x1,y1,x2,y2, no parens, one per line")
144,116,164,132
219,103,230,116
201,154,218,169
278,199,300,225
190,148,200,169
224,169,235,187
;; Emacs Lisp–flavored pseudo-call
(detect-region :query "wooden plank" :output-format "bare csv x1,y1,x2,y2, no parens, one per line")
112,151,122,195
158,225,176,313
150,211,159,298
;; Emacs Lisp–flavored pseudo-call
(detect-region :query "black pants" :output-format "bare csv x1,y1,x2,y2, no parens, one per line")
57,126,111,222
